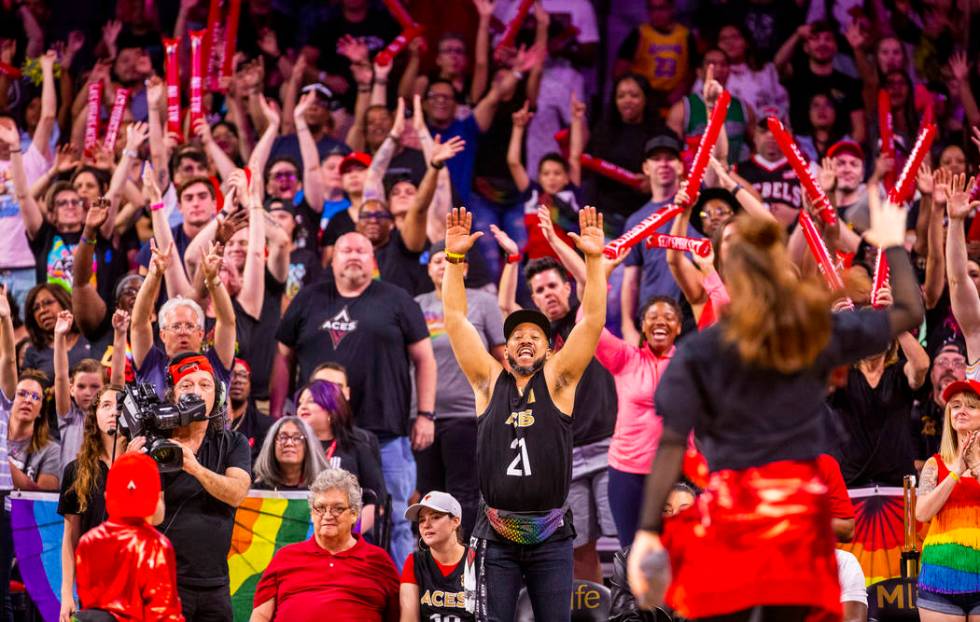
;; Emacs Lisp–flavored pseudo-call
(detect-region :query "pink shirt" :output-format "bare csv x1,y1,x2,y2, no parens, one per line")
595,328,675,474
0,144,48,269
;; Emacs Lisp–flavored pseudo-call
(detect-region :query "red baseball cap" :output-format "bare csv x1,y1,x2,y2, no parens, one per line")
827,139,864,161
106,453,161,520
941,379,980,404
340,152,372,174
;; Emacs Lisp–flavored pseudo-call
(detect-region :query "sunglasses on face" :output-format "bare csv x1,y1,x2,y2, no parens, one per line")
360,211,393,221
273,171,298,182
16,389,41,402
55,198,84,208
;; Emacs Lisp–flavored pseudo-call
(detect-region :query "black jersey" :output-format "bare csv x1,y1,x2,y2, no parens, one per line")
477,369,572,511
737,155,803,210
413,548,471,620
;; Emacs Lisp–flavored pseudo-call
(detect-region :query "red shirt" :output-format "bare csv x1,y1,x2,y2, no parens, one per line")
816,453,855,519
75,519,184,622
254,536,400,622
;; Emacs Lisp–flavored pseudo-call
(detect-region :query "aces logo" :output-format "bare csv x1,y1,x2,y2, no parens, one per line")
320,306,358,348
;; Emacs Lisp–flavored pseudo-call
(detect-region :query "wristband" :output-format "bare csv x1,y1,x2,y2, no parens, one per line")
207,277,222,289
150,202,165,212
9,148,21,154
80,235,97,246
431,159,445,170
123,148,138,159
417,410,436,421
445,250,466,264
732,183,742,197
388,133,400,142
507,253,521,264
951,471,961,483
358,86,371,93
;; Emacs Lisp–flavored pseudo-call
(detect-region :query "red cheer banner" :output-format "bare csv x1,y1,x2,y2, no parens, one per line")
681,90,730,209
603,205,684,260
496,0,535,52
103,87,130,151
190,30,206,129
888,123,936,206
220,0,241,90
376,25,423,67
164,37,182,137
645,233,712,257
799,210,853,308
767,116,837,226
83,82,102,151
382,0,420,31
871,248,890,309
878,89,896,191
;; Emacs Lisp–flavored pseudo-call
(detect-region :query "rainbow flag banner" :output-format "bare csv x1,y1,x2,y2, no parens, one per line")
840,486,924,586
229,491,313,620
10,490,313,622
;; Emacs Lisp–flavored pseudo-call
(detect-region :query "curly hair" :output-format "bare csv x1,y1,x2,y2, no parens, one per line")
24,283,73,350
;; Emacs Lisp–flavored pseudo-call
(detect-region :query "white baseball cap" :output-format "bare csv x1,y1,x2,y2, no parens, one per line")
405,491,462,521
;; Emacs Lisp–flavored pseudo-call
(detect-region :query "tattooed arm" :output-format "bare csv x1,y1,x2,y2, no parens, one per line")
915,456,960,522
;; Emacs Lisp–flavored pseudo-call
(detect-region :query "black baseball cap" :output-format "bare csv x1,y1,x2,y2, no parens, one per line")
504,309,551,342
644,129,683,159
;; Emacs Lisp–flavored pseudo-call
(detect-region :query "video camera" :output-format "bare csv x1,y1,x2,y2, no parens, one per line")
117,383,207,473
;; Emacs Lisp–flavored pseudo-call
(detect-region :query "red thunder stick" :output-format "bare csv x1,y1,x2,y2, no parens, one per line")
603,205,684,260
799,211,853,308
0,62,21,78
83,82,102,151
496,0,535,52
878,89,896,191
888,123,936,206
871,248,890,309
644,233,712,257
580,154,647,189
164,38,182,138
201,0,222,90
680,90,731,209
376,26,423,67
767,116,837,226
190,30,206,129
381,0,419,30
103,88,130,150
220,0,242,90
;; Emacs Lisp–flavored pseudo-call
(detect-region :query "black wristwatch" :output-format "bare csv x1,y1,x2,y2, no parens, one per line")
430,159,445,170
417,410,436,421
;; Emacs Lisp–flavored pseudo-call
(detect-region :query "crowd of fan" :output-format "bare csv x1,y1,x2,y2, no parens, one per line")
0,0,978,619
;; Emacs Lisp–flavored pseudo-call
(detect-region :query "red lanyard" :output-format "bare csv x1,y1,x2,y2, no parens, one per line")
324,440,337,460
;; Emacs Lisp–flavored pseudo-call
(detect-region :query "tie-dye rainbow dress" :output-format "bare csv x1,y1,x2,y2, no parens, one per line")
918,455,980,595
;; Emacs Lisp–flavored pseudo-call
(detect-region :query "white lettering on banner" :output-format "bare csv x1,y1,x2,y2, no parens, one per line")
321,306,359,348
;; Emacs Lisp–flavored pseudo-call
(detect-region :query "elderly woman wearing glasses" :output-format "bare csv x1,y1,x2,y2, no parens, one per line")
252,416,328,491
250,468,400,622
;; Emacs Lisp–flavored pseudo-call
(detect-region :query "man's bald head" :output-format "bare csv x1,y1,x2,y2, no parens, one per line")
332,232,375,289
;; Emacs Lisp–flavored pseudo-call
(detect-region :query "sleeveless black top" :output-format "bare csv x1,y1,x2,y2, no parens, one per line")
472,370,574,544
413,547,471,620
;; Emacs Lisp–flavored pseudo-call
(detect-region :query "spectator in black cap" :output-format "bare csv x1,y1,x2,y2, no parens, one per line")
265,197,322,307
620,128,702,345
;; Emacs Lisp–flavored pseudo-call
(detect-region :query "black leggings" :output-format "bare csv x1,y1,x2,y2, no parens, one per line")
698,606,812,622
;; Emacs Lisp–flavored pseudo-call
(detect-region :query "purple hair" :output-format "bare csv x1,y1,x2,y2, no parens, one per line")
295,380,354,447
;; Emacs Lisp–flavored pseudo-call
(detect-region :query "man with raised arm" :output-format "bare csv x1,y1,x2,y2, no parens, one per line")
442,206,606,622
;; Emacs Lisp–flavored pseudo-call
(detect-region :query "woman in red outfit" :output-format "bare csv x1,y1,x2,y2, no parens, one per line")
251,468,400,622
627,197,923,622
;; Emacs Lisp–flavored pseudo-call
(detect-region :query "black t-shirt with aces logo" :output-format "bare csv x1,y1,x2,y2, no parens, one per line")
737,155,803,211
276,279,429,440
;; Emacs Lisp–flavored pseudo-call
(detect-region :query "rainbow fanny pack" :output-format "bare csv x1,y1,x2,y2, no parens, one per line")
484,505,568,545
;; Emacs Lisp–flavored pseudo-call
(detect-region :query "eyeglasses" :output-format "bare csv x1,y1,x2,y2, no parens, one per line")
162,322,199,334
276,433,305,446
935,357,967,370
15,389,41,402
439,45,466,56
700,208,733,220
273,171,298,182
311,504,350,517
231,370,250,380
426,93,454,103
360,210,393,221
55,198,84,208
32,298,58,313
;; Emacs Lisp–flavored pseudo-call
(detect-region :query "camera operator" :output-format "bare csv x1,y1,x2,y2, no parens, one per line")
128,351,251,621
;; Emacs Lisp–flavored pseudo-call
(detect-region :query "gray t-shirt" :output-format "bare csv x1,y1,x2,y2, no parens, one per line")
8,436,61,486
58,403,85,473
415,289,505,419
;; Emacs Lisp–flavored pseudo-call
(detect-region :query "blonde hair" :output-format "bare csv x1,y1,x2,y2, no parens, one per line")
940,391,980,464
721,215,832,373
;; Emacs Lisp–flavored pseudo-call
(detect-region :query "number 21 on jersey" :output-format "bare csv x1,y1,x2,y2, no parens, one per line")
507,438,531,477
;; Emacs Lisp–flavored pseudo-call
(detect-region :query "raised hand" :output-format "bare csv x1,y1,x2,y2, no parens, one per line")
84,197,109,235
0,286,11,321
337,35,370,64
949,51,970,83
0,120,19,147
54,310,73,337
40,50,57,72
916,161,934,196
844,19,866,50
673,181,692,211
445,207,484,256
373,56,393,82
201,242,225,283
216,210,249,245
691,242,716,274
514,42,547,73
570,93,586,121
141,166,162,205
873,283,893,308
933,167,951,205
472,0,495,18
431,135,465,166
818,156,836,193
192,117,213,144
568,206,604,258
54,144,79,173
149,239,174,276
294,91,315,123
225,168,249,209
390,97,406,138
257,28,280,58
146,75,166,109
536,205,556,242
489,224,518,256
512,100,533,128
954,431,978,476
111,309,130,334
413,93,426,133
125,121,149,152
102,20,122,50
945,173,978,221
702,63,721,109
866,194,908,250
258,94,281,131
